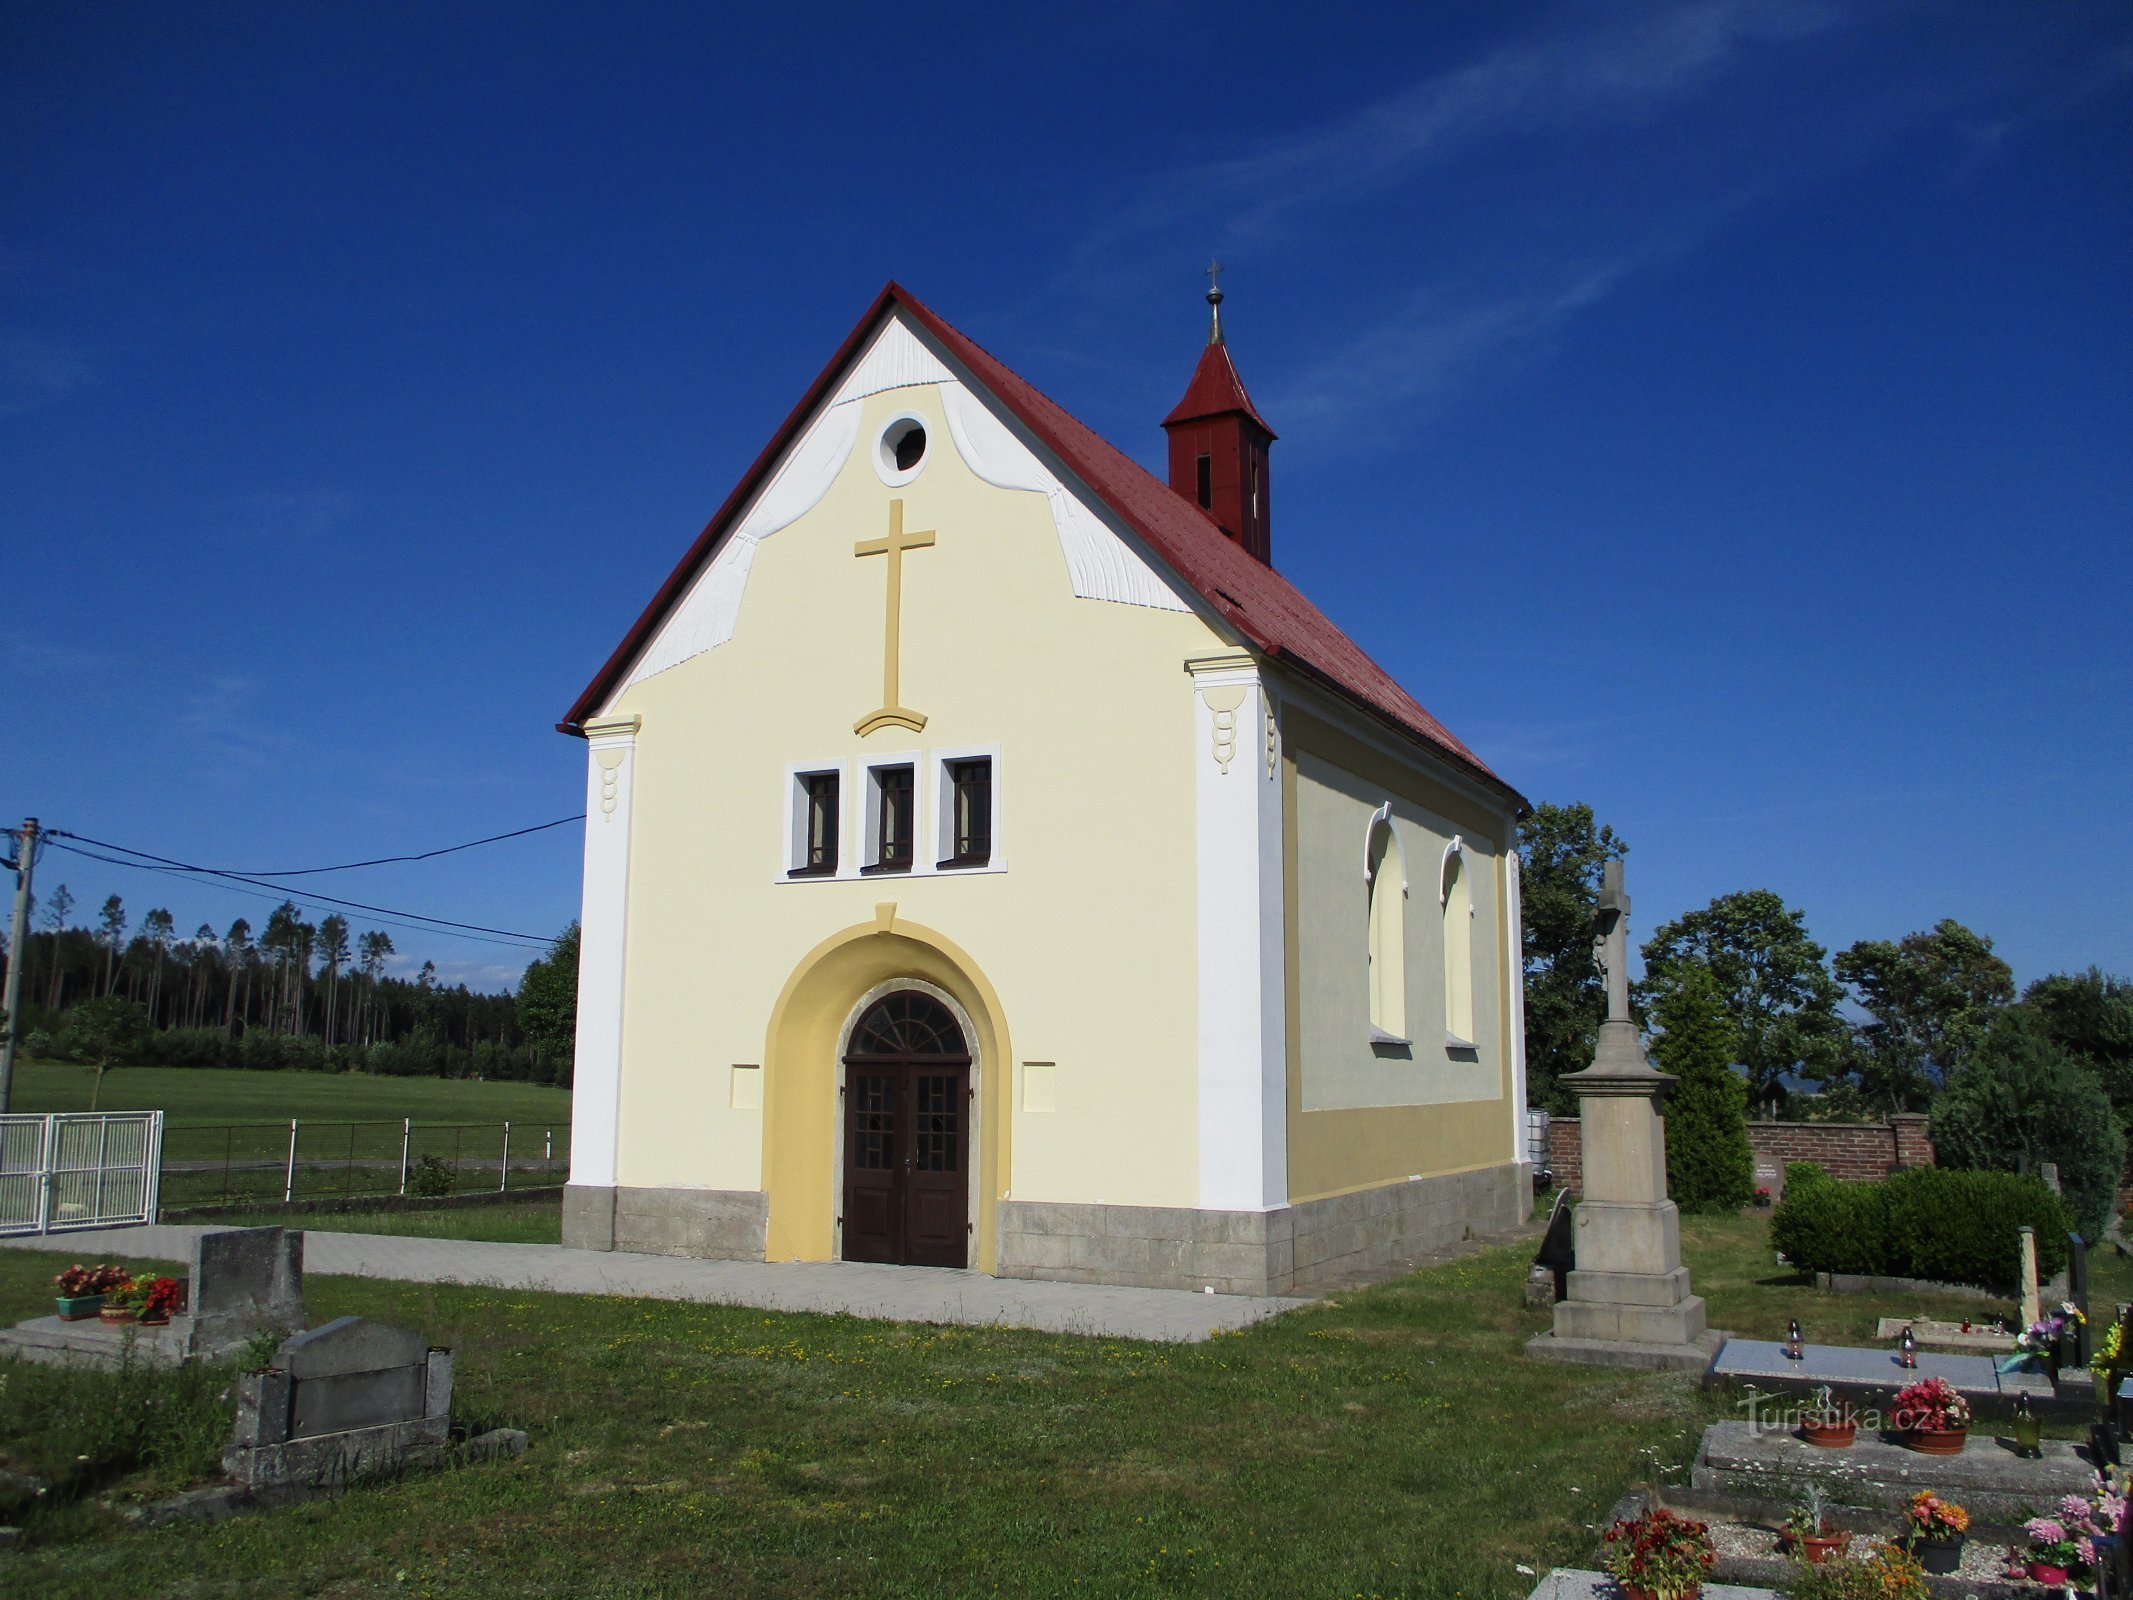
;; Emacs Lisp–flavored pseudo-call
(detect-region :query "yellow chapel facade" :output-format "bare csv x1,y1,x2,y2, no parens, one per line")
558,284,1532,1295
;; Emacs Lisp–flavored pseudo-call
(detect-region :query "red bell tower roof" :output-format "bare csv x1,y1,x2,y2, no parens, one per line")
1162,264,1275,563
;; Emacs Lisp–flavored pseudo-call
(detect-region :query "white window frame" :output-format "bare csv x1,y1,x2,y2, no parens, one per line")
1440,835,1476,1050
779,759,850,882
860,749,924,875
1364,802,1409,1045
774,745,1008,883
930,743,1005,874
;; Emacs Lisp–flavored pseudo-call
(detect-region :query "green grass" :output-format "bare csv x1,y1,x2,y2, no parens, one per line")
13,1060,571,1129
0,1210,2096,1597
197,1200,563,1244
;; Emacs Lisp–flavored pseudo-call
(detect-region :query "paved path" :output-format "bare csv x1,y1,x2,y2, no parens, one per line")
2,1225,1308,1343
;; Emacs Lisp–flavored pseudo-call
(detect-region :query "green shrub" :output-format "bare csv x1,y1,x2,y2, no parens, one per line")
1770,1163,2070,1288
1930,1008,2125,1241
1654,963,1754,1212
408,1153,456,1198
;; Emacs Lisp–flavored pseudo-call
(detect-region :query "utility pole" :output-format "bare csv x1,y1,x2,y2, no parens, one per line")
0,817,37,1115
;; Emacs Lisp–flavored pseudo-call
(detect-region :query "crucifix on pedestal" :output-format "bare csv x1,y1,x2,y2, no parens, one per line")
853,497,935,737
1527,858,1725,1370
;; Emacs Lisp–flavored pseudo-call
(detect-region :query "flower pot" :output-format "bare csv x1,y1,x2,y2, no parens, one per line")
1622,1585,1700,1600
98,1303,137,1324
1800,1534,1848,1565
137,1312,170,1326
55,1293,106,1321
1800,1418,1856,1448
1915,1537,1964,1575
2029,1562,2069,1584
1906,1426,1967,1455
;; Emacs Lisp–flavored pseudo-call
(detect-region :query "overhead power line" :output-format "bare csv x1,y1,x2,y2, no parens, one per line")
41,833,562,948
39,843,547,952
46,815,584,878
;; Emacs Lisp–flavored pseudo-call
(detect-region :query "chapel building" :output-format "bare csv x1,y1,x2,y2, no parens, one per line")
558,282,1532,1295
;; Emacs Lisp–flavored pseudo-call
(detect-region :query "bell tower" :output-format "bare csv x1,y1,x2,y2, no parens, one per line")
1162,263,1276,565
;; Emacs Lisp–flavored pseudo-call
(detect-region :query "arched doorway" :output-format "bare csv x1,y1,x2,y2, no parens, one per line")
840,991,971,1267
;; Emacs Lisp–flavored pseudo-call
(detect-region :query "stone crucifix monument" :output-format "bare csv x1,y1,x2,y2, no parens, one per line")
1526,861,1727,1372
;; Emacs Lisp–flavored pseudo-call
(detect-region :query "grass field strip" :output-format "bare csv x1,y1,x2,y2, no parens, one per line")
158,1116,571,1209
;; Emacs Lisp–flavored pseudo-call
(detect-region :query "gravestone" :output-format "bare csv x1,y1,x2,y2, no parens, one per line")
224,1316,453,1493
1533,1190,1574,1303
2070,1233,2092,1365
1525,861,1724,1372
188,1227,306,1358
2021,1226,2043,1329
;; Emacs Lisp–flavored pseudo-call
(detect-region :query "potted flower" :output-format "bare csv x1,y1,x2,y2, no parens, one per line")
1799,1385,1857,1449
1901,1491,1969,1575
2017,1306,2083,1378
1753,1186,1773,1209
52,1263,128,1320
1890,1376,1971,1454
1602,1506,1715,1600
2024,1515,2084,1584
1782,1485,1849,1565
99,1274,148,1323
135,1275,184,1326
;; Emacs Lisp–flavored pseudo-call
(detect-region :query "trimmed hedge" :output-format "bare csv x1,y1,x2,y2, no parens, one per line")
1770,1162,2071,1290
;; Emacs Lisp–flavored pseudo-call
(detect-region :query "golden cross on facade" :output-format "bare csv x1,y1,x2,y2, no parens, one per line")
853,497,935,736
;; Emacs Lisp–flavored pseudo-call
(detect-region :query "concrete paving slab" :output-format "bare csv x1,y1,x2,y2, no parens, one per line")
1531,1569,1776,1600
1715,1337,1999,1391
2,1225,1307,1343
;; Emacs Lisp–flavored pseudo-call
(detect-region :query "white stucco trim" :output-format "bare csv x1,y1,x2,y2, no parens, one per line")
1189,656,1287,1211
1438,836,1468,907
569,714,639,1190
829,317,955,406
614,396,864,698
939,381,1193,614
1505,848,1530,1167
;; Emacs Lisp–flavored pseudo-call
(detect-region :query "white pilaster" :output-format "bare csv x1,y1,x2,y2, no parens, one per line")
570,714,640,1190
1188,653,1288,1212
1506,848,1530,1168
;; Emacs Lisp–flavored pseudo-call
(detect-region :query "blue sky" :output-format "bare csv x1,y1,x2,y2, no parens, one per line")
3,1,2128,994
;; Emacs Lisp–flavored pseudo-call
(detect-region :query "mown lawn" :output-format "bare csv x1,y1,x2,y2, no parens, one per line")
11,1061,571,1130
0,1210,2099,1598
199,1199,564,1243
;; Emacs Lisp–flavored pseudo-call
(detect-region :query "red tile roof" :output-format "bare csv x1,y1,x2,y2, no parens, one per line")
562,283,1522,812
1162,339,1276,435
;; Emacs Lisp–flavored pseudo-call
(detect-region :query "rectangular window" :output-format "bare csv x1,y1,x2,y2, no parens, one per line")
938,758,992,868
788,770,839,877
1195,453,1212,509
864,764,915,873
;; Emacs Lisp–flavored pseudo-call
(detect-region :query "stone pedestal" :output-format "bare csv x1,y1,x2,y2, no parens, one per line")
1528,1017,1723,1371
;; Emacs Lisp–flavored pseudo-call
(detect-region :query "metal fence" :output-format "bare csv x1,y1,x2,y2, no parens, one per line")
0,1112,166,1236
159,1118,570,1211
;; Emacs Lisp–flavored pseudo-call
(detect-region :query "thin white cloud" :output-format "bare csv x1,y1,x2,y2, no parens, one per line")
1074,0,1846,267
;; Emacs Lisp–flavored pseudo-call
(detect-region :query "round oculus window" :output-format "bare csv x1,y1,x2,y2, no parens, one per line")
876,416,928,483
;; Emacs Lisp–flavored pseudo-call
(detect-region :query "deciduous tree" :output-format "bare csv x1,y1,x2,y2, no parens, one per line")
1931,1007,2124,1241
517,923,579,1085
2020,968,2133,1111
1640,889,1847,1113
55,996,153,1110
1834,919,2014,1110
1516,802,1627,1113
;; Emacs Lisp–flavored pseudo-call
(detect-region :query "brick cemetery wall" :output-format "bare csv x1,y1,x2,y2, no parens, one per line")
1544,1113,1936,1201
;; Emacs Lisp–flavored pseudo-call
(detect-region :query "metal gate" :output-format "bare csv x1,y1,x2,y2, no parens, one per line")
0,1112,164,1236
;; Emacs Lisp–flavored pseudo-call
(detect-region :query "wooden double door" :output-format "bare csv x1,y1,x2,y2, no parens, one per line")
840,992,971,1269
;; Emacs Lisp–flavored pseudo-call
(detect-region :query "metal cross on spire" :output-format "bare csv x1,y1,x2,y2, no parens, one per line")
1205,258,1225,345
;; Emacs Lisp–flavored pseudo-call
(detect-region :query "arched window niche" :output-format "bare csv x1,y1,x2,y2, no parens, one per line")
1440,837,1475,1047
1364,803,1408,1043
